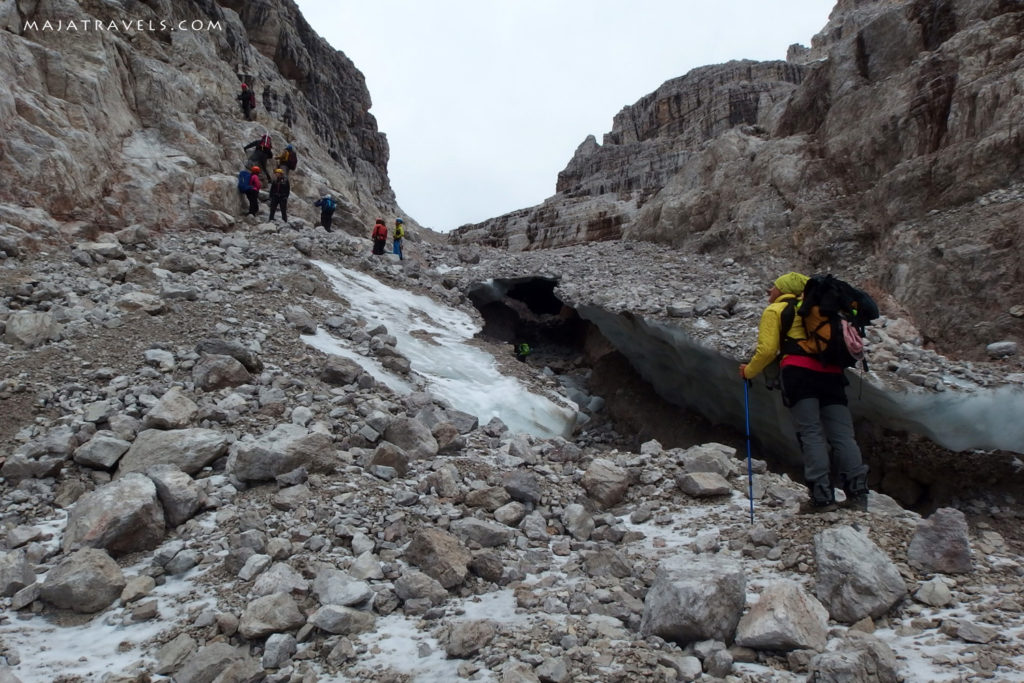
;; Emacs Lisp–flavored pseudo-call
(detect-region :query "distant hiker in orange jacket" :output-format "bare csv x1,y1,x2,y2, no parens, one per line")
275,144,298,177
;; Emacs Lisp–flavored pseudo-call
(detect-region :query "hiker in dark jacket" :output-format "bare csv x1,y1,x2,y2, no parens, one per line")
739,272,870,513
236,83,255,120
314,195,336,232
268,169,290,222
244,166,262,216
243,136,273,183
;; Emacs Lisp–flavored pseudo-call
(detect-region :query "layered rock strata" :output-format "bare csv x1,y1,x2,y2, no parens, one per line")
450,0,1024,359
0,0,404,237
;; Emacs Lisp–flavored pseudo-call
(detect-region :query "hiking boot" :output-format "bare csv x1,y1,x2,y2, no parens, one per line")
842,493,869,512
798,499,838,514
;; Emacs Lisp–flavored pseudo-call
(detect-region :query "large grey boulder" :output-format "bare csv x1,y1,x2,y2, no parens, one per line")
814,526,907,623
195,338,263,373
252,563,309,598
676,442,739,477
311,566,373,607
227,423,333,483
118,428,228,476
907,507,974,574
382,416,438,460
394,569,448,606
192,353,252,391
4,310,63,347
73,431,131,469
581,458,631,508
405,528,471,589
310,605,376,635
238,592,306,639
173,642,258,683
441,620,497,658
141,386,198,429
735,580,829,652
807,632,899,683
450,517,515,548
63,473,166,556
640,554,746,645
146,464,205,527
40,548,125,613
1,425,77,479
0,550,35,597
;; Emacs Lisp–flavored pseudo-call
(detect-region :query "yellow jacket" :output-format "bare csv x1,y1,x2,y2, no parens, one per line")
394,223,405,240
743,294,807,379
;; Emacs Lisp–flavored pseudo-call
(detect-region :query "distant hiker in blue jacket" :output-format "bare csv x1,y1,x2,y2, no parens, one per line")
392,218,405,260
314,194,336,231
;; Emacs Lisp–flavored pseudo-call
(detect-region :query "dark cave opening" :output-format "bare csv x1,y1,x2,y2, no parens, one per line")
466,277,1024,526
466,276,747,452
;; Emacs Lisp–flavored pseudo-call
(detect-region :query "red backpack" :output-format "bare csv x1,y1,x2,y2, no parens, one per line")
372,223,387,240
257,134,271,152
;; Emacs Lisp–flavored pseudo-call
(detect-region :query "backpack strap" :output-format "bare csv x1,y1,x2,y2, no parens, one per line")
777,295,797,352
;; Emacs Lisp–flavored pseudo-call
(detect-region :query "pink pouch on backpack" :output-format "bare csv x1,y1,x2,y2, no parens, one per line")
841,320,865,360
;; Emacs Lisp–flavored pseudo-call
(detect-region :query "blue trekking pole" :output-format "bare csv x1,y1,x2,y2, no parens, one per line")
743,379,755,524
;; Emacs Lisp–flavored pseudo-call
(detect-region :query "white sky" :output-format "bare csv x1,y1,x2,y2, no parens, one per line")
294,1,834,231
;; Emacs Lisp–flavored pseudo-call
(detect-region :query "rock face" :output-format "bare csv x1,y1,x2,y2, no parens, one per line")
450,0,1024,358
0,0,405,239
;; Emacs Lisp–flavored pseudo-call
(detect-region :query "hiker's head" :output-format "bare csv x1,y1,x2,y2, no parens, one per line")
286,144,293,151
396,218,403,224
241,83,248,90
251,166,260,173
771,272,809,301
275,168,283,174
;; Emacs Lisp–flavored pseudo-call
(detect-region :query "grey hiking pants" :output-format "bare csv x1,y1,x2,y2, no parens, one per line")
782,366,869,504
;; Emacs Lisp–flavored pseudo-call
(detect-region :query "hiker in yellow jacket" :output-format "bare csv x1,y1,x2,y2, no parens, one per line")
392,218,405,261
739,272,870,513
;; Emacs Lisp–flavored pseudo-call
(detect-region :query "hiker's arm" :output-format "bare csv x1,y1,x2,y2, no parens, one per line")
742,306,782,379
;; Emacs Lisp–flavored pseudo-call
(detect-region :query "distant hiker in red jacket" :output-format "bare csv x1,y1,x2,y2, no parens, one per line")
245,166,262,216
237,83,255,121
371,219,387,255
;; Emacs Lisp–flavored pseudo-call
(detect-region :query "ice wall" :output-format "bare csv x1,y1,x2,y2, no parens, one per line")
576,305,1024,465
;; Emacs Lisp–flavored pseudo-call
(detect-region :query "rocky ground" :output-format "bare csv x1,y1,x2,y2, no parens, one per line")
1,220,1023,682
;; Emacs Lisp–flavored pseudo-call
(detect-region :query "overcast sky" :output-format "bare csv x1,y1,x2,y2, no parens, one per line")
293,1,834,232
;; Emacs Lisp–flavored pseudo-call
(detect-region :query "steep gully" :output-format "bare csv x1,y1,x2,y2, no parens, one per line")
467,276,1024,514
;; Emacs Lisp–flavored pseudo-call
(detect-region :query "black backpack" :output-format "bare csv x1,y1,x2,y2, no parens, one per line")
780,274,879,370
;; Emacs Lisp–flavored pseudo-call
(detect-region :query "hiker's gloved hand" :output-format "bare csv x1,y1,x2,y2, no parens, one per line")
739,364,748,380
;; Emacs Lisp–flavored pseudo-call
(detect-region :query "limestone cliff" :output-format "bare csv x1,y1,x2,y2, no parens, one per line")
449,0,1024,359
0,0,403,238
